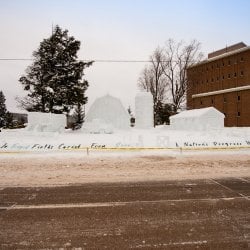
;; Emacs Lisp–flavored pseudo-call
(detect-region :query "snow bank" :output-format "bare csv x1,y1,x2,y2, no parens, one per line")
26,112,66,132
0,126,249,153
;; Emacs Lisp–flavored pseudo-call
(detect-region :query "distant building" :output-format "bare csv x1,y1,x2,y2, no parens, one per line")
187,42,250,127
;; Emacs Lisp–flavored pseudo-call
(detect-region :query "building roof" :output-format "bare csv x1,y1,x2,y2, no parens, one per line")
188,42,250,69
208,42,247,58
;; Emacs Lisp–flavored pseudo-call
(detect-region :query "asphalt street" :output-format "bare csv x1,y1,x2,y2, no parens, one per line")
0,178,249,249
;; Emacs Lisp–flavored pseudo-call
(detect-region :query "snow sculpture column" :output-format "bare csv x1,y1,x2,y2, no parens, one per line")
135,92,154,129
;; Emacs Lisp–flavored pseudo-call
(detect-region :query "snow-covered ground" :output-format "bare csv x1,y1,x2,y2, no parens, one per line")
0,151,249,187
0,127,249,187
0,126,250,153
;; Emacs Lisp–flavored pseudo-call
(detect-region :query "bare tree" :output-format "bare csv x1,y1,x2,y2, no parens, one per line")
138,47,168,125
162,39,203,112
138,39,203,123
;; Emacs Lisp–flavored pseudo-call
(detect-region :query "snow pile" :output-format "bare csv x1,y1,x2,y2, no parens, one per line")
170,107,225,131
26,112,66,132
84,94,130,131
135,92,154,129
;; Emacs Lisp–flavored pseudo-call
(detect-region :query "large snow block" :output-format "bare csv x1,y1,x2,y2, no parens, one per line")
27,112,66,132
84,94,130,130
135,92,154,129
170,107,225,131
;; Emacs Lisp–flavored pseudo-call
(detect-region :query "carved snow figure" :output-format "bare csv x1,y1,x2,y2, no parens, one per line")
83,94,130,133
170,107,225,131
135,92,154,129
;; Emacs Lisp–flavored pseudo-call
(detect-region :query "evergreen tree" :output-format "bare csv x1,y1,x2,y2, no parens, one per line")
5,112,14,128
154,101,176,125
0,91,7,128
18,25,93,114
72,102,85,129
160,103,176,125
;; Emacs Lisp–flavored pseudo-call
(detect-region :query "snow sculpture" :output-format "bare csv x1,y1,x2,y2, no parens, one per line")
83,94,130,133
82,119,114,134
170,107,225,131
26,112,66,132
135,92,154,129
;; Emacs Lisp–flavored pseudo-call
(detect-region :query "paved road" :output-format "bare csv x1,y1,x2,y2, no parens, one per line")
0,178,249,249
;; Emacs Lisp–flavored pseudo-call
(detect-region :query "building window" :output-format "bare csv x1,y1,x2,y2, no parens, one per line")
228,60,231,66
234,72,237,77
211,78,214,82
224,97,227,103
228,74,231,79
240,71,244,76
240,57,244,62
238,95,241,101
216,76,219,81
222,75,225,80
237,112,241,117
211,99,214,104
200,100,203,105
206,79,208,83
222,62,225,66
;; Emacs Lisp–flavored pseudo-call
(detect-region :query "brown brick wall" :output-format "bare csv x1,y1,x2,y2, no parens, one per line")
187,46,250,127
241,89,250,126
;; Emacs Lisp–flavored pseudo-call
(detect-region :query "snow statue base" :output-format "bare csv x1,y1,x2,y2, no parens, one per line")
135,92,154,129
170,107,225,131
26,112,66,132
82,119,114,134
83,94,130,133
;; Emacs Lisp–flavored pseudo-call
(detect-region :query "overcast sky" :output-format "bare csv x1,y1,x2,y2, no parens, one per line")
1,0,250,113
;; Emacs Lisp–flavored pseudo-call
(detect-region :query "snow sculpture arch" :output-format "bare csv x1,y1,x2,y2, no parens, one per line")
84,94,130,132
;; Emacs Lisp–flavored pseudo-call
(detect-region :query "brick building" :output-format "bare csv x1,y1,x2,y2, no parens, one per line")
187,42,250,127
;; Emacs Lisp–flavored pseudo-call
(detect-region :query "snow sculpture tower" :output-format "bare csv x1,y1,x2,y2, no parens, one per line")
135,92,154,129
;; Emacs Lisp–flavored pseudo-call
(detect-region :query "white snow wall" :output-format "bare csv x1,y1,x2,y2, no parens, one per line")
85,94,130,130
26,112,66,132
170,107,225,131
135,92,154,129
